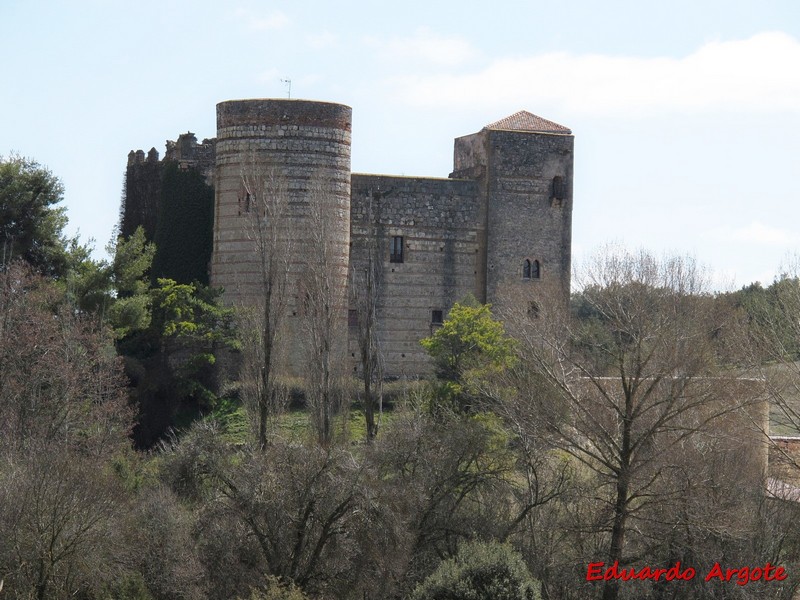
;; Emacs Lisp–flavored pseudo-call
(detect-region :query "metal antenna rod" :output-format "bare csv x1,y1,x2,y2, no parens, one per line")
281,78,292,99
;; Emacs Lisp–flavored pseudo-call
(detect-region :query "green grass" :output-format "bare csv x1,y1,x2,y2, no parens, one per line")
207,396,399,446
275,407,398,444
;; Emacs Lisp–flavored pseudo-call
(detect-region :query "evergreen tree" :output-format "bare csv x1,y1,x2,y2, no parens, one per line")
0,154,72,277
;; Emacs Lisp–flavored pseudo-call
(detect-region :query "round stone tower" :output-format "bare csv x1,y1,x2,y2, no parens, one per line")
211,99,352,368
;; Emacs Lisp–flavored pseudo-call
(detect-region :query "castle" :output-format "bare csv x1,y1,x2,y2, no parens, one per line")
125,99,574,376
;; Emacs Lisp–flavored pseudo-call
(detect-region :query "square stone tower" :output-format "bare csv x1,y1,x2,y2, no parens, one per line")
452,111,573,312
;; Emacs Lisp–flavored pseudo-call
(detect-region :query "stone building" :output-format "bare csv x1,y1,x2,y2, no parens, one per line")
123,132,216,240
125,98,574,376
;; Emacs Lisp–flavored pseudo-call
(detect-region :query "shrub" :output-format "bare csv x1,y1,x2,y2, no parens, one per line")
241,576,309,600
411,541,541,600
101,573,154,600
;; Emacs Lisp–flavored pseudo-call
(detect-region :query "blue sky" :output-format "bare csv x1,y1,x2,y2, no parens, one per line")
2,0,799,289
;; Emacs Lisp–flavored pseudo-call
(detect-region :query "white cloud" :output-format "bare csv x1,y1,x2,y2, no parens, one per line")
306,32,338,50
234,8,290,31
386,32,800,115
711,221,799,246
365,27,476,67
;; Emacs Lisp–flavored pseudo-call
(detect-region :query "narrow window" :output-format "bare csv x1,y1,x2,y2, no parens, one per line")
523,259,531,279
348,309,358,328
390,236,404,263
552,176,565,200
431,310,444,325
239,192,251,215
528,301,540,318
532,260,541,279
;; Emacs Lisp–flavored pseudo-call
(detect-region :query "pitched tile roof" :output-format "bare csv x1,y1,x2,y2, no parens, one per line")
485,110,571,134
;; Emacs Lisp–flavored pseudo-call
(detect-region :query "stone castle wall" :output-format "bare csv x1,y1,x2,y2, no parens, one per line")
211,99,351,303
124,134,216,241
122,154,162,240
211,99,352,371
349,174,483,375
455,129,573,314
126,99,574,377
164,132,216,184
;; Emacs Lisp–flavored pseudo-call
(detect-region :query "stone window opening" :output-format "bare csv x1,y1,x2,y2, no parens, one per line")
239,192,252,215
523,259,541,280
430,309,444,334
390,236,404,263
552,176,565,200
528,301,540,319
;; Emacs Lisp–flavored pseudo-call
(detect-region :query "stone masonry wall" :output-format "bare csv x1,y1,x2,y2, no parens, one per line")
212,99,351,302
349,174,482,376
124,135,217,241
484,129,573,311
211,99,352,373
130,100,574,379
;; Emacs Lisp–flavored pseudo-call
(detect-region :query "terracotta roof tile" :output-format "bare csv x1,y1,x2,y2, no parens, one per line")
485,110,571,134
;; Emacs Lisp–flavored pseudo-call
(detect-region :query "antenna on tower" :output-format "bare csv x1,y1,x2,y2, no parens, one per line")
281,78,292,99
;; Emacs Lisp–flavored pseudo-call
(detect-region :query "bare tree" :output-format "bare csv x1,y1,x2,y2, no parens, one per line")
0,263,135,599
118,486,205,600
164,424,366,598
218,442,363,594
238,161,293,449
0,448,124,600
502,248,766,600
0,262,131,456
301,179,348,446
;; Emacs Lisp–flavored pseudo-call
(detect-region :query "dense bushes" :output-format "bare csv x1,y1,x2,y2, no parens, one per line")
410,541,541,600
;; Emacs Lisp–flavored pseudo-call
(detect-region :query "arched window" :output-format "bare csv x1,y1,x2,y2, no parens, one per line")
523,259,531,279
532,259,541,279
